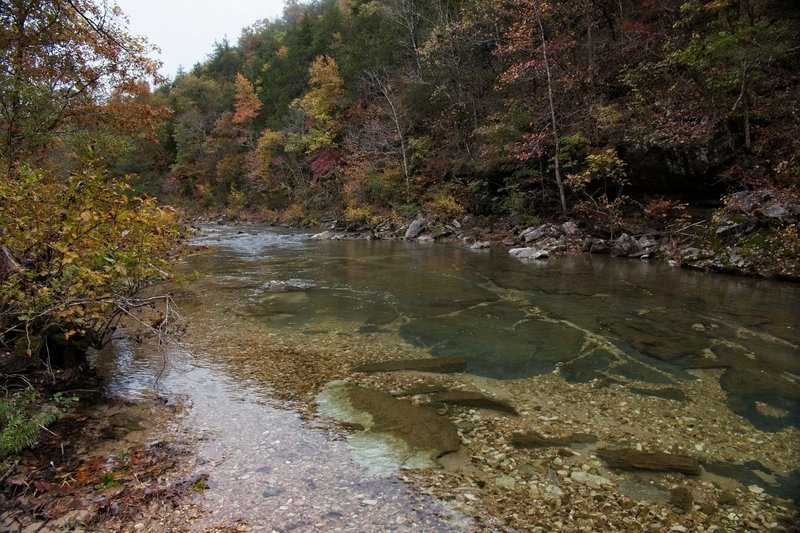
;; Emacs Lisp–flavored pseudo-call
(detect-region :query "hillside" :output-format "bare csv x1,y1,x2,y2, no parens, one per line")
125,0,799,277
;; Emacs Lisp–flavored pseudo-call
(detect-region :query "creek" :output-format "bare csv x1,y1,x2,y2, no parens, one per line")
93,225,800,529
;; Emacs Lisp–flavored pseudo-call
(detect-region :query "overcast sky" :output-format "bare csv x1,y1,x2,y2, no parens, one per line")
115,0,286,78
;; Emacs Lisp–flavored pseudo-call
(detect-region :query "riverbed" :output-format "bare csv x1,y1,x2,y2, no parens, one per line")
94,225,800,531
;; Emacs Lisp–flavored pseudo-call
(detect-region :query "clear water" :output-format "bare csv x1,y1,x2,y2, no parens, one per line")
185,226,800,430
93,225,800,527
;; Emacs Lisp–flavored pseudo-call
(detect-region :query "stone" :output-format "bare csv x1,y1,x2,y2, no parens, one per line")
628,386,689,402
762,204,788,219
352,356,466,374
392,384,449,397
404,218,427,239
428,391,518,415
597,448,702,475
509,247,549,261
617,481,670,504
570,471,610,487
561,221,579,235
670,486,694,512
521,225,549,242
346,385,461,457
495,475,517,490
637,235,658,249
470,241,491,249
611,233,640,256
509,431,597,448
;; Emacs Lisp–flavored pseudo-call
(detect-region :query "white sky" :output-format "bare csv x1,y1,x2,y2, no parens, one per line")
114,0,286,78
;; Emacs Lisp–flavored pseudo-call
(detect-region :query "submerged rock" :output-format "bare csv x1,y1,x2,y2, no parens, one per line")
345,385,461,457
628,386,689,402
392,384,449,397
352,356,466,374
617,481,670,505
428,390,518,415
510,431,597,448
597,448,701,475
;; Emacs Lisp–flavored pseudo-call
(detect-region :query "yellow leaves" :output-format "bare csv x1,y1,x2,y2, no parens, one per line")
0,165,182,344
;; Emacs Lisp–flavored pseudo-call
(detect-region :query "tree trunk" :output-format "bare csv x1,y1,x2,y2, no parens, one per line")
533,3,568,214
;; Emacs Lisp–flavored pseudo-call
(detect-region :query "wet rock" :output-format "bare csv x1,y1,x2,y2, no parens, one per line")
404,218,427,239
352,356,466,374
604,319,708,361
470,241,491,249
108,412,143,431
670,486,694,512
617,481,670,504
346,386,461,457
629,386,689,402
720,368,800,401
392,384,449,397
509,247,549,261
717,490,737,506
427,391,518,415
510,431,597,448
262,280,313,291
597,448,701,475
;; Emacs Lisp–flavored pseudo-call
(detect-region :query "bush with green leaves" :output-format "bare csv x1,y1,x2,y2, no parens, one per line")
0,387,59,458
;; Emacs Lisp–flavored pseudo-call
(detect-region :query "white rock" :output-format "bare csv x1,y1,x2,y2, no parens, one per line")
747,485,764,494
570,471,611,486
544,484,563,496
495,475,517,490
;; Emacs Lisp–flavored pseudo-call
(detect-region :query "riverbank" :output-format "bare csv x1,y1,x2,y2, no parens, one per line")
189,185,800,282
0,362,215,532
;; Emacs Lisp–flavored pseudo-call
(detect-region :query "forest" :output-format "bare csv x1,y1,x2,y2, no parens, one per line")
1,1,800,529
129,0,799,235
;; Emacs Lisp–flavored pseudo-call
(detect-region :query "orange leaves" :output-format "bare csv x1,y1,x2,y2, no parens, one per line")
232,73,262,126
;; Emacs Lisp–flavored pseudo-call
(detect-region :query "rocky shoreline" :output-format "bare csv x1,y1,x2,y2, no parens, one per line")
197,185,800,282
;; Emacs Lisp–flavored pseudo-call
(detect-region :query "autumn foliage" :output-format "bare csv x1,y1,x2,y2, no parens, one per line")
0,0,181,361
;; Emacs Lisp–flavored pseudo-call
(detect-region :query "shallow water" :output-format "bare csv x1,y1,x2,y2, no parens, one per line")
94,225,800,527
186,226,800,428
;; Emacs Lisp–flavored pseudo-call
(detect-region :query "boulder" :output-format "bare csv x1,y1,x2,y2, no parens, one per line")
404,218,427,239
509,247,549,261
520,224,548,242
428,390,518,415
597,448,701,475
352,356,466,374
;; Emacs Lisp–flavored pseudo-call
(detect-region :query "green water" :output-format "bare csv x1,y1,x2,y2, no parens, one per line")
186,226,800,431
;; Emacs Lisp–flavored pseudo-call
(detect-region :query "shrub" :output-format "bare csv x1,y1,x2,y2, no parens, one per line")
0,165,182,358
